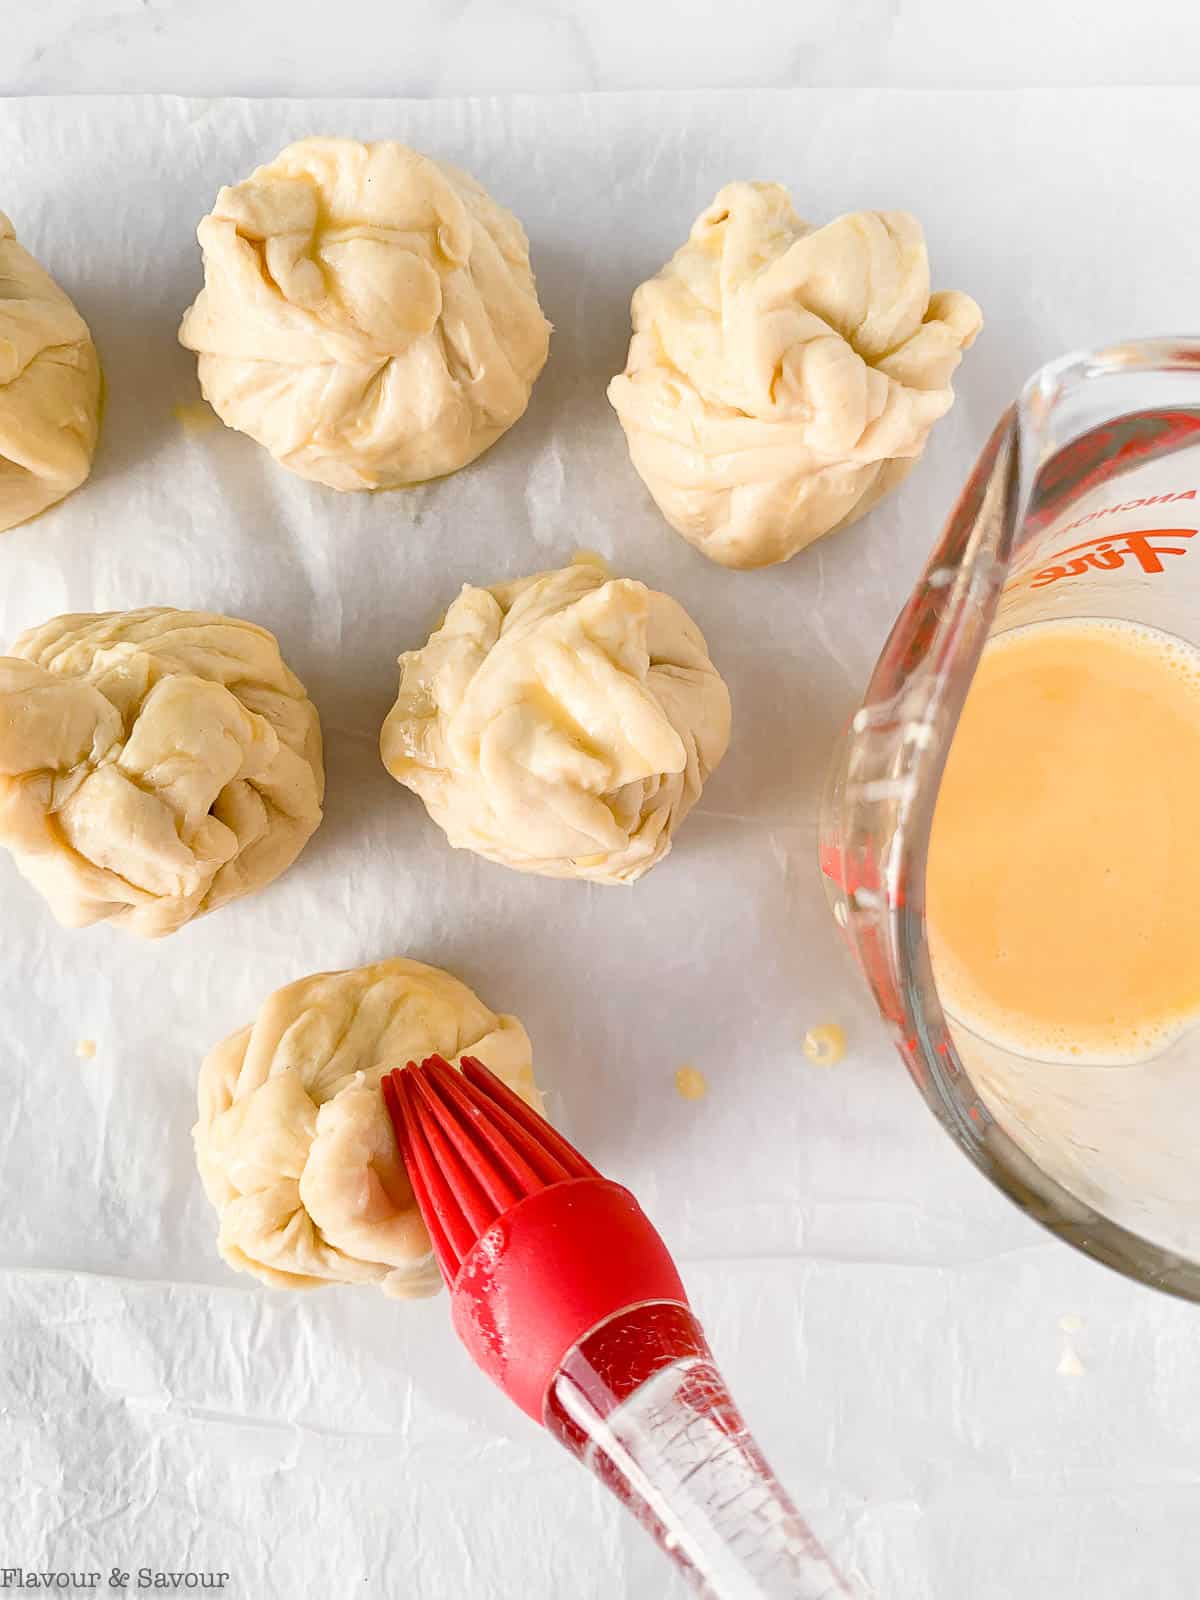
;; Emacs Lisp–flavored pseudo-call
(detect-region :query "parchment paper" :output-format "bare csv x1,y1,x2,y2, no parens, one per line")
2,91,1200,1600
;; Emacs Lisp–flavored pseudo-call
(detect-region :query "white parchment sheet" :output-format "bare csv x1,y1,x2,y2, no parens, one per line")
2,91,1200,1600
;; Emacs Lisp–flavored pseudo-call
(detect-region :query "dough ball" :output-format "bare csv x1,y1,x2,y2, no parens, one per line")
380,561,731,883
193,959,539,1296
0,211,102,533
608,182,982,570
178,137,551,490
0,608,324,937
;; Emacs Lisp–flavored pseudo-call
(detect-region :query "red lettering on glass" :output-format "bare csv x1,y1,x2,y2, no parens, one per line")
1028,528,1198,589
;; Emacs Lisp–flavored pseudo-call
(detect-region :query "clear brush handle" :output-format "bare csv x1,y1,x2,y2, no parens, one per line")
544,1302,859,1599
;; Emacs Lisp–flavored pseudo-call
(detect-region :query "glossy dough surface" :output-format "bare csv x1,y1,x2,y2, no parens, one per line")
380,562,731,883
179,138,551,490
608,182,981,569
194,959,539,1296
0,211,101,533
0,608,323,937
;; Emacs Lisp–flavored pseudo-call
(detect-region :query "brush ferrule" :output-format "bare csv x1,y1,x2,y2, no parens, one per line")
448,1176,688,1422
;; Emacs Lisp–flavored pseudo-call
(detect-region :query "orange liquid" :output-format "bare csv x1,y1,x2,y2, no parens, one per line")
926,619,1200,1064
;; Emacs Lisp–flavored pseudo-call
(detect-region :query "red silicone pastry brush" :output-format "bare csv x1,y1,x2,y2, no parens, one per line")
381,1055,857,1599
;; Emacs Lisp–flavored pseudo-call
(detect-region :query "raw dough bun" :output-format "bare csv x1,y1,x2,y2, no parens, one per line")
0,608,324,938
194,959,539,1296
380,561,731,883
178,137,551,490
0,211,101,533
608,182,982,570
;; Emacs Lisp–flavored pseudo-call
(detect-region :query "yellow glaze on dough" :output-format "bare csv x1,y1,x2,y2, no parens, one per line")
0,211,101,533
608,182,981,569
0,608,323,937
179,138,551,490
380,563,731,883
193,959,539,1297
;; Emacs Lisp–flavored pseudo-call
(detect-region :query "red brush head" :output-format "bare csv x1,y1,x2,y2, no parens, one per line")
382,1056,689,1421
381,1054,601,1279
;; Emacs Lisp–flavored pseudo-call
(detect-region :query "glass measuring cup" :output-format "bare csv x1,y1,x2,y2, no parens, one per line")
820,338,1200,1299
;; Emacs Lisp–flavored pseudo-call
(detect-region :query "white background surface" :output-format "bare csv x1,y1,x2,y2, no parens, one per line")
8,0,1200,97
2,11,1200,1600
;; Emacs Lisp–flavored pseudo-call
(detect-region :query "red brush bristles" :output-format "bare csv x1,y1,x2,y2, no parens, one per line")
382,1054,600,1285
